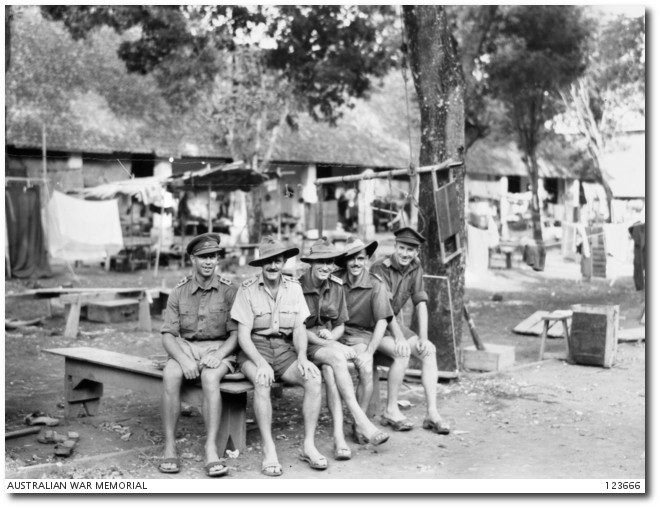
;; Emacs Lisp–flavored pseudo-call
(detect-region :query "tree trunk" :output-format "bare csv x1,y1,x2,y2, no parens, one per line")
525,151,546,271
403,5,465,373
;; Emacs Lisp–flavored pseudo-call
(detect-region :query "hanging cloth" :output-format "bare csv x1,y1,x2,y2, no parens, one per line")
5,185,52,279
47,190,124,261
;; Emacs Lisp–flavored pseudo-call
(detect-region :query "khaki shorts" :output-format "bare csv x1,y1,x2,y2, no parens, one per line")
172,337,236,373
237,336,298,380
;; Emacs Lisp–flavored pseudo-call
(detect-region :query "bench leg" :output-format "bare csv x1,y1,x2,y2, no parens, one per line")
538,322,550,361
138,294,152,332
64,297,82,339
561,319,571,362
217,391,247,454
65,375,103,417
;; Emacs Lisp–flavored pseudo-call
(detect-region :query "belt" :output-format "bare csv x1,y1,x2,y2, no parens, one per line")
184,337,226,342
253,333,290,340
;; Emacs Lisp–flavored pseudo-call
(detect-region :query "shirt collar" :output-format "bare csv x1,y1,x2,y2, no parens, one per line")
191,273,219,293
337,267,373,289
257,272,288,288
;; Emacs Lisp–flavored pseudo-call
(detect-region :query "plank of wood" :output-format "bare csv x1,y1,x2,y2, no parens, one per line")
617,327,645,342
513,311,546,335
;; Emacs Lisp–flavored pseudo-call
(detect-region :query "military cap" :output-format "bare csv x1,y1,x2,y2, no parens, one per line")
342,235,379,258
300,236,346,263
186,233,223,256
248,235,300,267
393,226,426,247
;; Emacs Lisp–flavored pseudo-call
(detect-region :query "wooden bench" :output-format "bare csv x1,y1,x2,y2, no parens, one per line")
44,347,254,453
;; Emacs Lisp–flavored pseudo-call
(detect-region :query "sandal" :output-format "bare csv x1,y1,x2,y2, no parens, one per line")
380,415,414,431
422,418,451,435
158,457,180,474
53,439,77,457
333,446,352,461
261,461,283,477
205,460,229,477
298,452,328,470
353,428,390,446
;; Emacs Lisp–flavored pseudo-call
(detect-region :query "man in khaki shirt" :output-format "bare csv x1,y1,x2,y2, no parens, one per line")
231,236,326,476
160,233,238,477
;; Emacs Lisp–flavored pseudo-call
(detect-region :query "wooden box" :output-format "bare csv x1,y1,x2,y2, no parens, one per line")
569,304,619,368
87,299,140,323
462,344,515,372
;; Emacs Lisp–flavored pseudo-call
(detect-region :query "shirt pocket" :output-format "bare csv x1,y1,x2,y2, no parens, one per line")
179,304,197,335
253,310,273,330
208,303,230,338
279,304,298,329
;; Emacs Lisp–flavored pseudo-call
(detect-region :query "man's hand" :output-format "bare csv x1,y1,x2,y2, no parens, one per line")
416,339,436,357
255,362,275,387
297,358,320,379
327,341,357,360
179,356,201,380
317,329,333,341
354,350,373,370
394,338,411,358
199,354,221,369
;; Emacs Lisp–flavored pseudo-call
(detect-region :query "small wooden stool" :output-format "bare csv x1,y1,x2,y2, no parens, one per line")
538,310,572,361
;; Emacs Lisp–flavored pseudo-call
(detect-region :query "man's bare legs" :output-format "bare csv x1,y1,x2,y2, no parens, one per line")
241,360,280,473
407,335,448,427
376,336,411,423
280,362,325,465
161,359,184,472
200,364,230,473
315,349,388,453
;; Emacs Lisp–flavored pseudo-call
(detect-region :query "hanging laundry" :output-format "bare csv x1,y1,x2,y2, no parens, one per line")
466,224,490,273
47,191,124,261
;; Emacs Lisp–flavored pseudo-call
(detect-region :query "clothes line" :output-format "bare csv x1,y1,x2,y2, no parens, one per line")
314,158,463,185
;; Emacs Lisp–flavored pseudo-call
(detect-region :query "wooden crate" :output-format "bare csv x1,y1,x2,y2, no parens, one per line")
569,304,619,368
462,344,515,372
87,298,140,323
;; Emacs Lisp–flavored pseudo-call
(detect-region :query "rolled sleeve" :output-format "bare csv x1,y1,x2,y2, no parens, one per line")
411,268,428,306
230,287,254,327
371,283,394,323
160,289,181,336
293,287,311,328
333,293,349,328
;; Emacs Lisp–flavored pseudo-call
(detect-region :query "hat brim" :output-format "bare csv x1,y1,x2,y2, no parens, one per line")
248,247,300,267
343,240,378,259
192,246,224,256
300,252,346,264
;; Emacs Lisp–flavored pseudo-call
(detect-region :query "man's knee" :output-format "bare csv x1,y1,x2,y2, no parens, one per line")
162,361,183,389
200,368,222,389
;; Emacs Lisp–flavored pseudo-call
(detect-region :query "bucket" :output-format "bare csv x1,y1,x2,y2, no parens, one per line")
568,304,619,368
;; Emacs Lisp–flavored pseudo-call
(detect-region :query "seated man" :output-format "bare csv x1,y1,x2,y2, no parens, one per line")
334,236,410,425
299,238,389,458
371,227,450,434
160,233,238,477
230,236,326,476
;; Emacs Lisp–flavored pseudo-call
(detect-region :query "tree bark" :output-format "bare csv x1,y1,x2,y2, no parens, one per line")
403,5,465,373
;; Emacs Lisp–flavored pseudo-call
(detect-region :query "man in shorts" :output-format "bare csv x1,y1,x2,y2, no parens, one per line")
160,233,238,477
299,237,389,458
370,226,451,434
231,236,326,476
334,236,410,420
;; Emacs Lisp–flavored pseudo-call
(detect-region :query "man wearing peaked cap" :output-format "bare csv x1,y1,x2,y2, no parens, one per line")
370,227,451,435
393,226,426,247
299,238,389,458
186,232,224,257
159,232,238,477
230,236,326,475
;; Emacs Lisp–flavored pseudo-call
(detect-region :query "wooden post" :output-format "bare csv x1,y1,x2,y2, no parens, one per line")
208,184,213,233
64,295,82,339
316,185,324,237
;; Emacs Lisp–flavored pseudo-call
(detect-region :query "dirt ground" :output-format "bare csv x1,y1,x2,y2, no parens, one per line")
3,245,646,484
